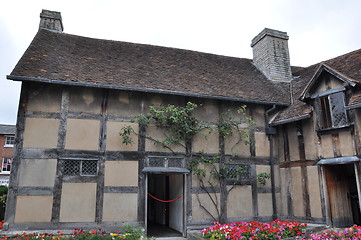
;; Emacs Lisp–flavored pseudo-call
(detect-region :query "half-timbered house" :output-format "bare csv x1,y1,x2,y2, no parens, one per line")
4,9,361,236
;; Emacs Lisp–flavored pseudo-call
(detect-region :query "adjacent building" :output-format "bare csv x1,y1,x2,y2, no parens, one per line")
4,9,361,235
0,125,16,186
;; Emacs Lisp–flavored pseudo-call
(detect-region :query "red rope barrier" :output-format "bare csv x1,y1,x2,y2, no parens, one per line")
148,193,182,203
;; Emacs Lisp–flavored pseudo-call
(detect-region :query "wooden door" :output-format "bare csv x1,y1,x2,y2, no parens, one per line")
325,165,354,227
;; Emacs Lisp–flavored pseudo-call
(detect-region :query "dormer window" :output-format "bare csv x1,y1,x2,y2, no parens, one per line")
317,91,349,129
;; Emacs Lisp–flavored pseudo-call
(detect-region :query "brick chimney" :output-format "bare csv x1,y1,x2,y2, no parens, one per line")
39,9,63,32
251,28,292,82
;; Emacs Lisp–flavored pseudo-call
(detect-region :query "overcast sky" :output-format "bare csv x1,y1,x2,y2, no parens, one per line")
1,0,360,124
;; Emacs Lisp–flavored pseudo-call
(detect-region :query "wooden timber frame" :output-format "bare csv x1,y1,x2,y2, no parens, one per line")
4,81,290,231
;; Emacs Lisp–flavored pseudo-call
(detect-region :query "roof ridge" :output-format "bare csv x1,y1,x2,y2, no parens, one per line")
39,29,253,62
325,47,361,63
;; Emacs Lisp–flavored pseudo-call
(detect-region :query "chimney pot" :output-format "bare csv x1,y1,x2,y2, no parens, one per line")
39,9,63,32
251,28,292,82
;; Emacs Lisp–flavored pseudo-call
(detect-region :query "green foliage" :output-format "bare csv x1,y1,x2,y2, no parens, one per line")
220,165,247,180
257,172,271,186
122,225,144,240
120,102,205,148
190,154,247,181
120,102,254,152
118,101,255,222
0,185,8,195
148,102,201,142
0,185,8,220
0,228,155,240
119,126,134,145
218,106,255,146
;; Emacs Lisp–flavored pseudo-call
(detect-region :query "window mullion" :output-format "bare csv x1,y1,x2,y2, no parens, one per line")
328,95,334,128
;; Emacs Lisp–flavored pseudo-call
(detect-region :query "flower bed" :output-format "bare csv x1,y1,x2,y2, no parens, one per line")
201,221,361,240
0,226,153,240
201,220,307,240
304,225,361,240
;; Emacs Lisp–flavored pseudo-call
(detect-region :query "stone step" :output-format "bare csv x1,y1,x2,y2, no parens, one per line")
156,238,186,240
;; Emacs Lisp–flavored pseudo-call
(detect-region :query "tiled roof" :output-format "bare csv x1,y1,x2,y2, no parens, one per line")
9,29,290,105
348,92,361,108
324,48,361,83
0,124,16,135
272,49,361,124
272,65,318,124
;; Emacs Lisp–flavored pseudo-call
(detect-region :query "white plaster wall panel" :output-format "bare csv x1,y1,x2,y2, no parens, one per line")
106,122,138,151
107,91,142,117
291,167,304,217
224,128,250,156
27,83,62,112
303,120,318,160
193,129,219,154
339,131,356,156
65,119,100,150
102,193,138,222
104,161,138,186
145,125,185,153
19,159,57,187
227,186,252,218
287,123,300,161
256,165,271,188
191,163,219,187
192,193,220,221
190,98,219,123
15,196,53,223
68,87,102,114
320,135,334,158
258,193,273,216
308,166,323,218
23,118,59,148
59,183,97,222
254,132,270,157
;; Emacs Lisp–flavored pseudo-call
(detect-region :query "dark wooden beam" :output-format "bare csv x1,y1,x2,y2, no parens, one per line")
104,186,139,194
286,167,294,218
250,165,258,218
282,125,290,162
4,83,29,228
95,89,108,223
301,166,311,219
137,95,146,223
331,133,341,157
280,160,318,168
51,86,69,222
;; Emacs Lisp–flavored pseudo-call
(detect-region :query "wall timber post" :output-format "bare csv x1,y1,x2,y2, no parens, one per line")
137,95,147,224
51,86,69,222
354,162,361,220
95,89,108,222
219,101,227,223
320,166,331,226
4,83,29,229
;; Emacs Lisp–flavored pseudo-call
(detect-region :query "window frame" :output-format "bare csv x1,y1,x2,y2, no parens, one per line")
62,158,99,177
223,163,251,185
316,91,349,130
4,136,15,147
1,157,12,174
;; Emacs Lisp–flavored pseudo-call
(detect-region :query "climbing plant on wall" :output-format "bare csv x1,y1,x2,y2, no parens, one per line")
119,101,270,222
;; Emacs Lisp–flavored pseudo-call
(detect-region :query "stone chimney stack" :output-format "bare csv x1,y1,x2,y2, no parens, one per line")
39,9,63,32
251,28,292,82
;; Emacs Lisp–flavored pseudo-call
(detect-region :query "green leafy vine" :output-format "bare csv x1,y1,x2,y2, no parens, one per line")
118,101,270,222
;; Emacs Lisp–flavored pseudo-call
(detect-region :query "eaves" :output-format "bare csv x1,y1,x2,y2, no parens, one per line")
7,75,290,107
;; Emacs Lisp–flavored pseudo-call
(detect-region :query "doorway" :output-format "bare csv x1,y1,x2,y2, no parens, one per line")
146,173,184,237
324,163,361,227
